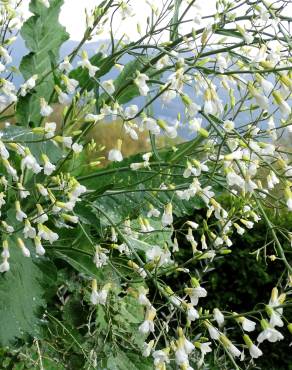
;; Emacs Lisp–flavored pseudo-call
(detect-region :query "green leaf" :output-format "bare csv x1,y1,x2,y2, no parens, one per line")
16,0,69,126
54,249,117,284
104,351,153,370
0,246,53,345
1,125,62,163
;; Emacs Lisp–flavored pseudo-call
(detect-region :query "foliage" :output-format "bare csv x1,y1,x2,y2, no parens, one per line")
0,0,292,369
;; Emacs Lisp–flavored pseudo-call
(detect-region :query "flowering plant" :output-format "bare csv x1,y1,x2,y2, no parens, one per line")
0,0,291,368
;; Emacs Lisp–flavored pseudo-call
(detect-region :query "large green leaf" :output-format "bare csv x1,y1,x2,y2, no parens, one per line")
1,125,62,163
0,244,56,345
16,0,69,126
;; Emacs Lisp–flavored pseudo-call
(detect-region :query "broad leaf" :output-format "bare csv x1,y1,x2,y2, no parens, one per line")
16,0,69,126
0,245,56,345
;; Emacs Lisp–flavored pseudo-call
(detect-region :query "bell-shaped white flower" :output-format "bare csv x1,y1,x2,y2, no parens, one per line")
0,258,10,273
243,334,262,359
213,308,224,327
15,201,27,222
17,238,30,257
134,72,149,96
108,147,123,162
38,224,59,244
0,140,9,159
142,340,154,357
205,321,220,340
23,219,36,239
77,51,99,77
40,98,53,117
34,236,46,255
124,105,138,119
93,245,109,268
162,203,173,226
139,307,156,335
257,319,284,343
59,56,73,73
101,79,115,95
42,154,55,175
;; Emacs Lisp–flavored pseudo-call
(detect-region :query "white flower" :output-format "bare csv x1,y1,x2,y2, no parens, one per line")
101,80,115,95
249,344,263,359
40,98,53,117
34,236,46,256
175,348,188,365
21,151,42,174
15,201,27,222
199,342,212,356
42,155,55,175
257,327,284,343
139,307,156,334
58,91,71,105
91,289,108,305
124,105,138,119
206,323,220,340
44,122,56,138
255,93,269,111
139,319,154,334
142,341,154,357
23,220,36,239
108,149,123,162
152,349,170,367
72,143,83,153
223,120,234,132
217,54,228,72
162,203,173,226
147,207,160,218
143,117,160,135
0,259,10,273
93,245,109,268
17,238,30,257
156,55,170,70
165,125,177,138
134,72,149,96
161,89,176,103
59,56,73,73
78,52,99,77
138,291,150,307
242,317,256,332
220,335,241,357
186,286,207,306
34,204,48,224
63,77,78,94
226,171,245,188
146,245,171,267
234,223,245,235
0,140,9,159
189,118,202,133
260,78,274,95
3,159,18,181
38,224,59,244
187,306,199,321
213,308,224,327
120,2,134,18
269,310,284,328
39,0,50,8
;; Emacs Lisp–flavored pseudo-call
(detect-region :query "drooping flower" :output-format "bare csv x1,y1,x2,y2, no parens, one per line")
40,98,53,117
108,139,123,162
134,71,149,96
